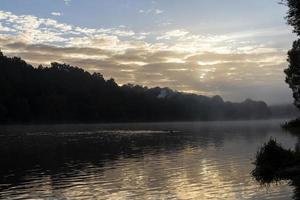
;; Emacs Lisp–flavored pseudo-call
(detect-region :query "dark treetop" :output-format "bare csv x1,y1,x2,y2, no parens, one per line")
0,52,271,123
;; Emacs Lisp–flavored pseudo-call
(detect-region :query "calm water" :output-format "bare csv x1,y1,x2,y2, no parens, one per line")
0,120,298,200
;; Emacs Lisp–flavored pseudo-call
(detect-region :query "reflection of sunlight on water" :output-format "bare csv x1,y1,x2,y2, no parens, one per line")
5,148,293,199
0,120,297,199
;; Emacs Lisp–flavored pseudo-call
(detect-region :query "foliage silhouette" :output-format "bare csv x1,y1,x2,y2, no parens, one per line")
285,40,300,109
282,0,300,36
252,139,298,183
0,52,271,123
281,0,300,128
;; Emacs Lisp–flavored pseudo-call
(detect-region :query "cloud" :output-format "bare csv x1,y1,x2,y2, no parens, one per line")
0,10,293,104
155,9,164,14
157,29,189,40
64,0,71,5
0,22,13,32
139,8,164,15
51,12,62,16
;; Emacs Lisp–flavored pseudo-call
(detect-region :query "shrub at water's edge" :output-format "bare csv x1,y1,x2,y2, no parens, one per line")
252,139,300,200
252,139,300,184
282,118,300,130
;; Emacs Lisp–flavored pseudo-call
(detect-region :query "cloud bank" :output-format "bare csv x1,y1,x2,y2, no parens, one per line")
0,10,294,104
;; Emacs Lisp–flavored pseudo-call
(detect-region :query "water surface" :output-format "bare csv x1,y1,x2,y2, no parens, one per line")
0,120,297,199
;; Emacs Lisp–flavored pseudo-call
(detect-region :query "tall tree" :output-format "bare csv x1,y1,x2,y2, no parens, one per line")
283,0,300,110
285,40,300,108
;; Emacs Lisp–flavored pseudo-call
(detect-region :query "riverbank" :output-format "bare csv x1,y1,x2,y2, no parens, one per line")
252,139,300,184
282,118,300,131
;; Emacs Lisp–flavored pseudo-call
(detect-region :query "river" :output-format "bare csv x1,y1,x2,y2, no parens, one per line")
0,120,297,199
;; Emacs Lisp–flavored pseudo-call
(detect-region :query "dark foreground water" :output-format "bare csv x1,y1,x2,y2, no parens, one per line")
0,120,298,200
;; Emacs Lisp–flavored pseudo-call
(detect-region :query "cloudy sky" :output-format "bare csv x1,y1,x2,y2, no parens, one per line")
0,0,297,104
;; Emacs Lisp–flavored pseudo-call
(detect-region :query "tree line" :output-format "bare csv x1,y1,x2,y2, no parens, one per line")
0,52,271,123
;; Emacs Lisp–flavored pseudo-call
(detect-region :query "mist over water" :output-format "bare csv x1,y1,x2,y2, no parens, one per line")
0,120,297,199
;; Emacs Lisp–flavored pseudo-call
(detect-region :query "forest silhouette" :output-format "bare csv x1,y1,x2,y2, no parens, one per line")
0,52,271,124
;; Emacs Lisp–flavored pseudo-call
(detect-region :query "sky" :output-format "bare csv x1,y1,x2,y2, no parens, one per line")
0,0,297,105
